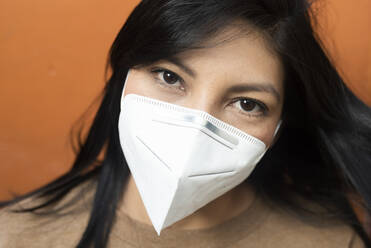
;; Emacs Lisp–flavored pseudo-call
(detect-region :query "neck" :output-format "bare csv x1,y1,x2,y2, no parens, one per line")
119,175,256,231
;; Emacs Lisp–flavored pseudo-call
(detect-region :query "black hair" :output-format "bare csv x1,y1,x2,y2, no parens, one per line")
2,0,371,247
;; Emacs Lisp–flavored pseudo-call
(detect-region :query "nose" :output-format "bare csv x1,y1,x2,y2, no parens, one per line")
178,90,220,117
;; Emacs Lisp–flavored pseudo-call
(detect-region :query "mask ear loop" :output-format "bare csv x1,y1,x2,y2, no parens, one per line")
120,69,131,103
264,120,282,153
273,120,282,137
254,119,283,164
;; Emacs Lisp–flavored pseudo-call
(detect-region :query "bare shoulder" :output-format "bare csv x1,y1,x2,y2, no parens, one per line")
0,180,96,248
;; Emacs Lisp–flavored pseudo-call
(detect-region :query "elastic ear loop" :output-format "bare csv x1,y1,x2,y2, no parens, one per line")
266,119,282,151
120,69,131,103
252,120,282,164
273,120,282,137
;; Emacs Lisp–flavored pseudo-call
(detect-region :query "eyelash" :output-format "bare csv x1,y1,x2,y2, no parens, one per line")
150,67,185,91
149,67,268,118
230,97,268,118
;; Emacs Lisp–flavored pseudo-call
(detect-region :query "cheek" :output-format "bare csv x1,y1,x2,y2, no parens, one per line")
123,69,163,99
221,108,282,147
246,122,278,147
123,68,179,102
123,70,149,97
225,115,281,147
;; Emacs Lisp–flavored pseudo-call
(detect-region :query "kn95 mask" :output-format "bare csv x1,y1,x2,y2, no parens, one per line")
118,71,279,235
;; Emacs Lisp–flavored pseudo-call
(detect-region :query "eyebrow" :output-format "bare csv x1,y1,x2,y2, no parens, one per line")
166,56,197,78
227,84,281,102
164,57,281,102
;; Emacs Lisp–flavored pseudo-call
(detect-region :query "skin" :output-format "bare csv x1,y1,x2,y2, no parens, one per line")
118,25,285,231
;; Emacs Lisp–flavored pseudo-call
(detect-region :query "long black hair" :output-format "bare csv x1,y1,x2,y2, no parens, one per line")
2,0,371,247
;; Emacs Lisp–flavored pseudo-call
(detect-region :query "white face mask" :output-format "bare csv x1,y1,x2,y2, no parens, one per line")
118,70,280,235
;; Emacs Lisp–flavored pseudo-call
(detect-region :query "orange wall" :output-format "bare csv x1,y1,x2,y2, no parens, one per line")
0,0,370,201
316,0,371,105
0,0,140,200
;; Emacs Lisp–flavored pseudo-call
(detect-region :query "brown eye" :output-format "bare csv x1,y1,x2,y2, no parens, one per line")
150,67,185,92
231,97,268,118
162,70,180,84
239,99,257,112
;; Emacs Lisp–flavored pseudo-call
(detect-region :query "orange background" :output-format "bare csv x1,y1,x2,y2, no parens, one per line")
0,0,370,201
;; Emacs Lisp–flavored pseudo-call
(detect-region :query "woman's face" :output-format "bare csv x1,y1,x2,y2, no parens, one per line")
123,27,284,147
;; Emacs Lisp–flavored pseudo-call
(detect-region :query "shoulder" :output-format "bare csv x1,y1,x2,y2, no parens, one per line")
247,199,367,248
0,180,96,248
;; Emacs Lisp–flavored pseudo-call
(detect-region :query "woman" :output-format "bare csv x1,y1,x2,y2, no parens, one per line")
1,0,371,247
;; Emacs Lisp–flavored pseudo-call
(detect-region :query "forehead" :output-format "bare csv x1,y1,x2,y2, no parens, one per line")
171,24,284,93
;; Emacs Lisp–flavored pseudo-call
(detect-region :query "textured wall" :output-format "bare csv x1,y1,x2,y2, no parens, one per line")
0,0,370,201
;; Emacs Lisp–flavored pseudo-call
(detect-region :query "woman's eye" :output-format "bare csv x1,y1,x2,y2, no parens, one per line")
232,98,268,117
162,70,180,84
151,68,183,85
